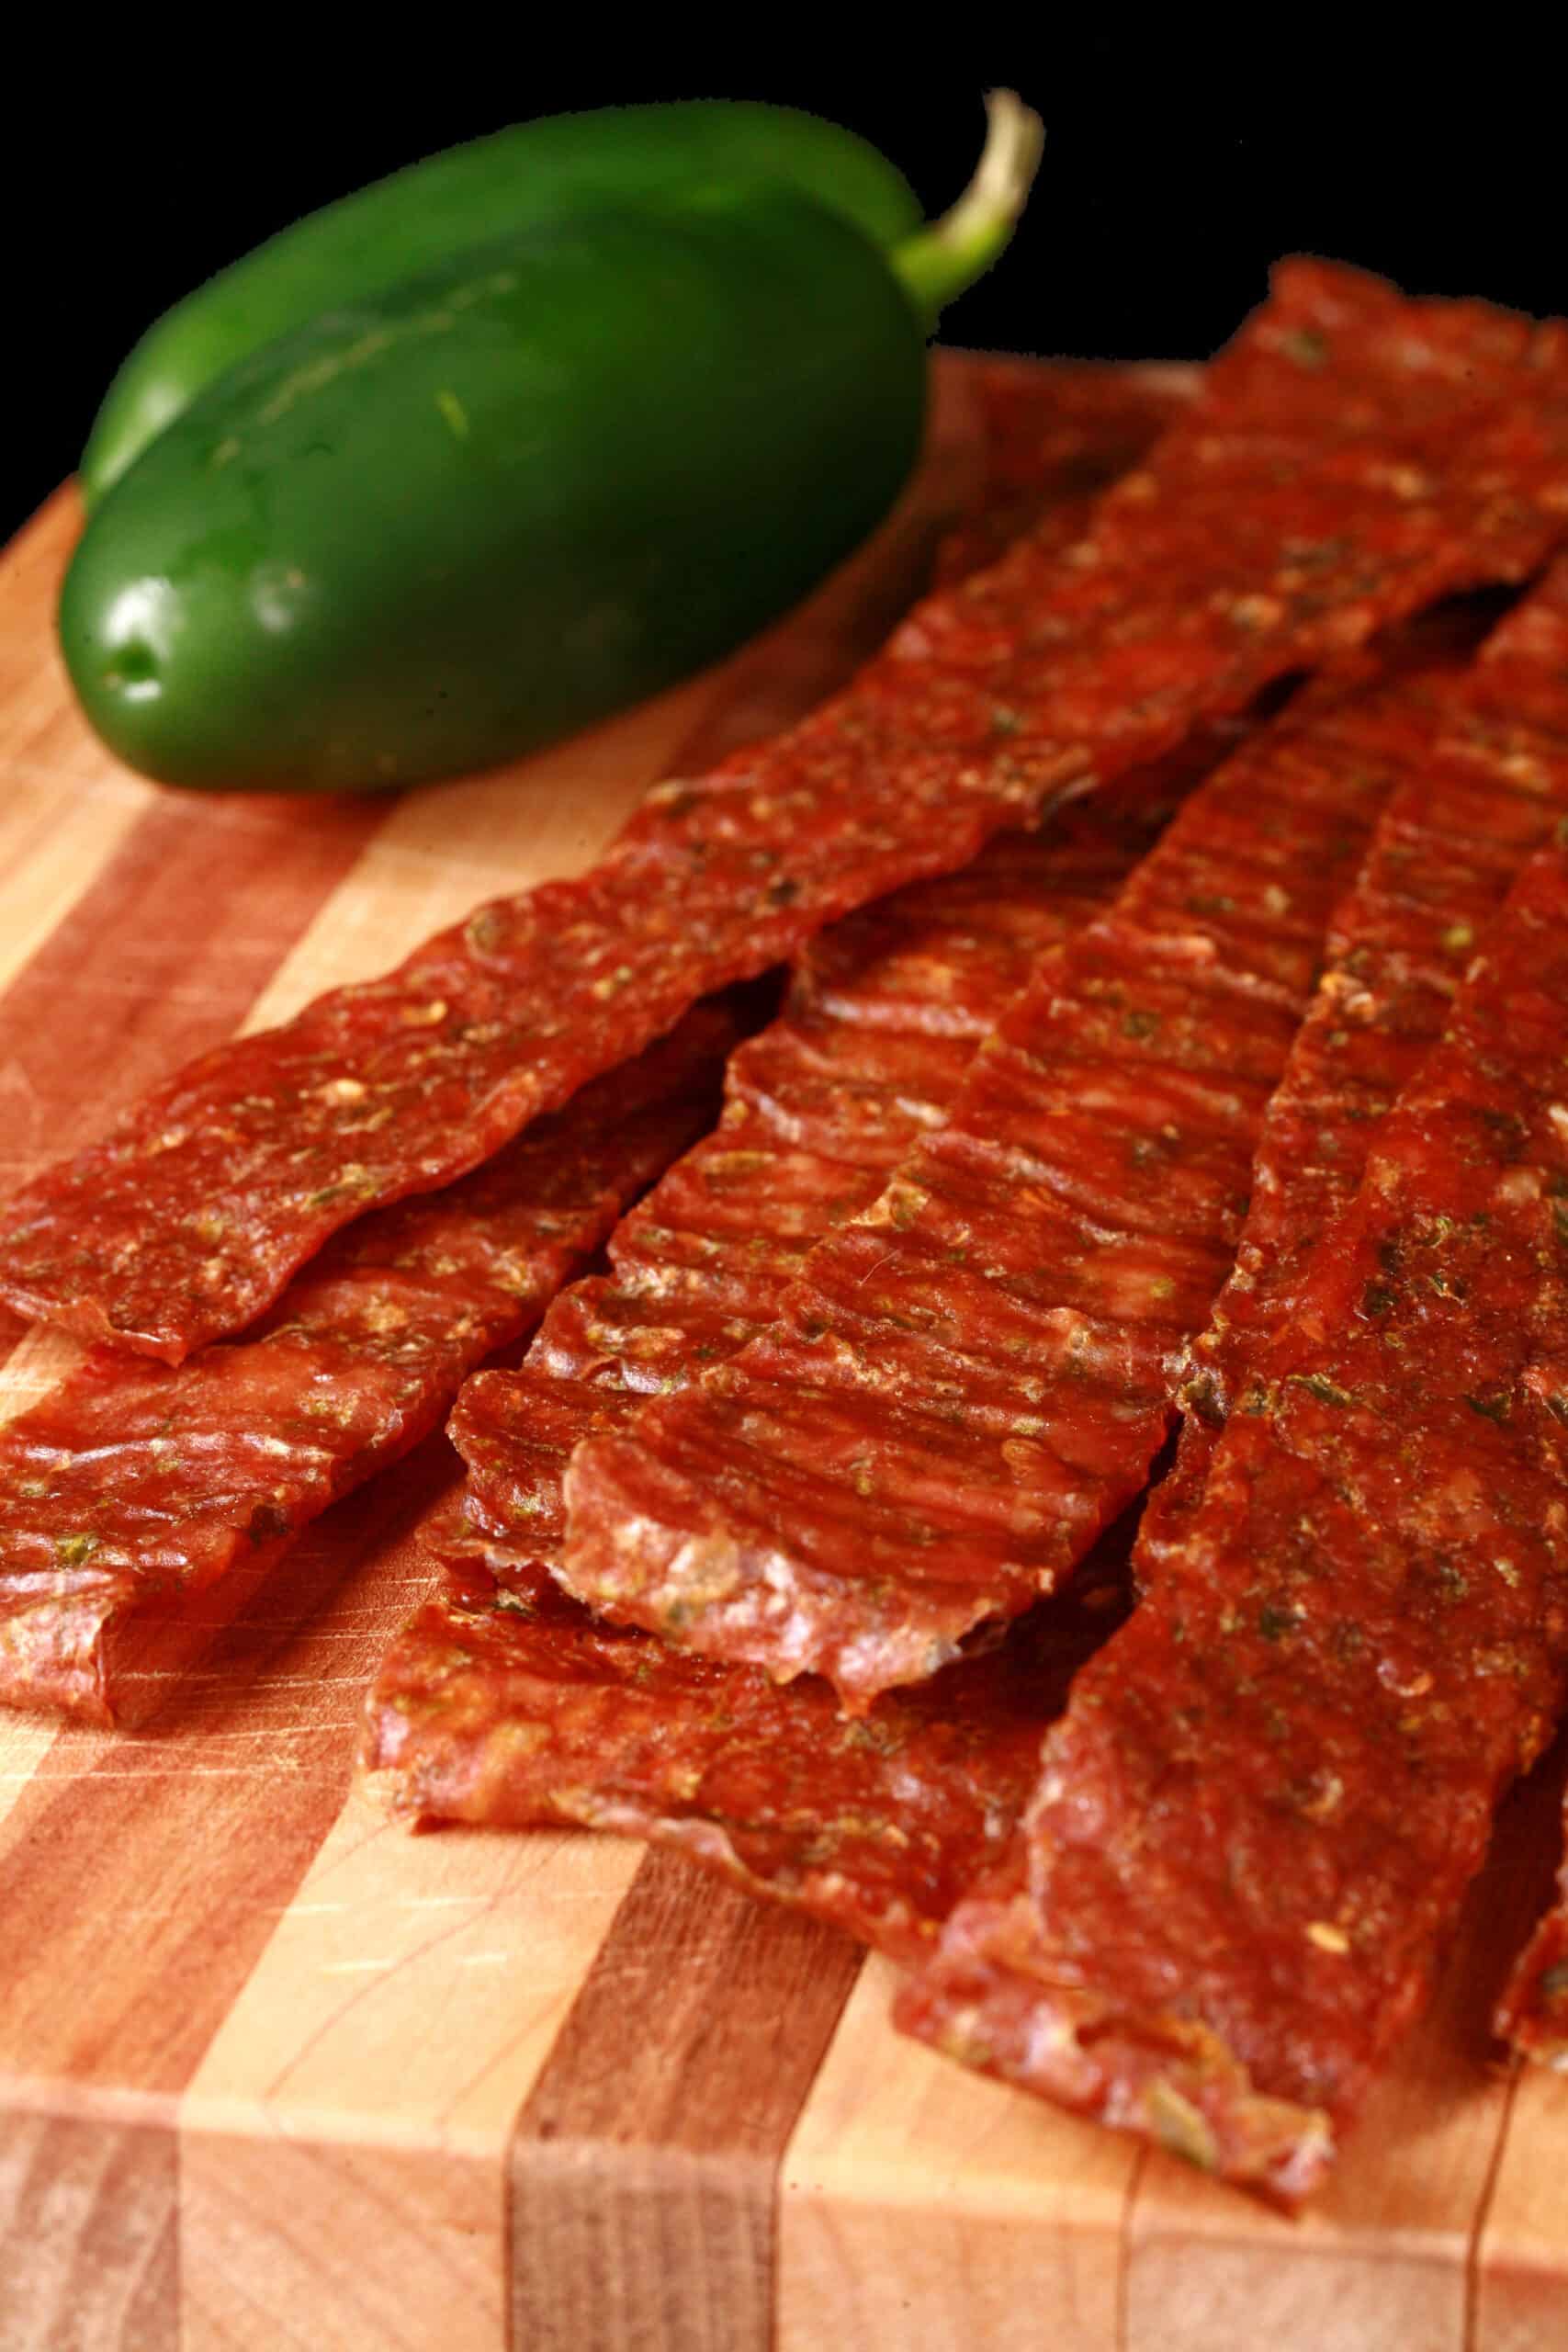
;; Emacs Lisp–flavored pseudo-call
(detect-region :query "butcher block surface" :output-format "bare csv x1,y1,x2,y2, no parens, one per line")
2,356,1567,2352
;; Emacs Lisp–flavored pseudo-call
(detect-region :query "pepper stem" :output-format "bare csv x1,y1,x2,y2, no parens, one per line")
890,91,1045,331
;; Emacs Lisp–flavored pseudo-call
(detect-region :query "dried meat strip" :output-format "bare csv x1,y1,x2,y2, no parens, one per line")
1498,1692,1568,2061
0,1009,736,1724
559,656,1470,1705
367,797,1177,1937
1499,1778,1568,2064
456,775,1183,1550
1129,565,1568,2071
365,414,1208,1928
6,264,1567,1363
367,1509,1131,1962
897,844,1568,2199
1141,561,1568,1577
931,357,1197,584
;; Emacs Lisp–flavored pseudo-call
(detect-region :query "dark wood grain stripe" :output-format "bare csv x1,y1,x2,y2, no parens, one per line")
513,1853,864,2352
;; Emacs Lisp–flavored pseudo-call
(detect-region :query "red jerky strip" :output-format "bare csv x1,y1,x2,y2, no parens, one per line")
367,776,1183,1910
1499,1802,1568,2065
1141,561,1568,1579
0,1008,735,1724
457,775,1182,1549
897,845,1568,2200
931,357,1196,584
365,383,1207,1929
367,1509,1131,1962
6,264,1568,1363
560,663,1446,1705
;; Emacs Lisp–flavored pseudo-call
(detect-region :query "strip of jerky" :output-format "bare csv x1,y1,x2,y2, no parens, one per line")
1126,563,1568,2067
367,762,1193,1909
931,356,1197,583
388,624,1550,1967
1141,560,1568,1580
0,1008,736,1724
363,390,1213,1942
367,1507,1132,1963
897,844,1568,2201
6,263,1567,1363
1498,1711,1568,2063
1489,580,1568,2059
559,646,1478,1706
454,775,1187,1540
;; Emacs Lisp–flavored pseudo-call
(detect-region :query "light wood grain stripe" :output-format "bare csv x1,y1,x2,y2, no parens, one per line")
175,1471,645,2352
780,1953,1136,2352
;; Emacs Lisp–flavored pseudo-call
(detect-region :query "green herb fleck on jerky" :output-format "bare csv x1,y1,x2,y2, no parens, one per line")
1466,1390,1514,1425
1281,326,1329,369
1289,1373,1355,1408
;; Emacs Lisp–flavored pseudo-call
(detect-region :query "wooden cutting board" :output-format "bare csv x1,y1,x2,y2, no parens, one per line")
2,354,1567,2352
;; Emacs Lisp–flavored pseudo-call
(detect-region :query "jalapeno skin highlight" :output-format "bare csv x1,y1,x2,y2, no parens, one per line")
60,188,928,794
80,104,922,505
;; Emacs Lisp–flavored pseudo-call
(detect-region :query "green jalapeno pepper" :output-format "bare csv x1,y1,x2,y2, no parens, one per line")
82,102,929,507
62,96,1042,793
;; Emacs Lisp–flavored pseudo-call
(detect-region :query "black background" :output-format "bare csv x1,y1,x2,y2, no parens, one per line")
6,37,1558,541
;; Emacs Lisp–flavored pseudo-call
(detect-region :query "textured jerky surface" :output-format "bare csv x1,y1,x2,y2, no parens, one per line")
1141,561,1568,1578
560,657,1456,1703
457,775,1182,1552
898,847,1568,2200
367,1510,1131,1962
0,1011,734,1723
7,264,1568,1361
931,357,1195,583
374,778,1181,1931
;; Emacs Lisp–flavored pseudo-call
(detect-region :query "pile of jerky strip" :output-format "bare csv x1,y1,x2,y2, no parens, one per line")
6,264,1568,2202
